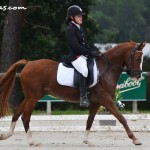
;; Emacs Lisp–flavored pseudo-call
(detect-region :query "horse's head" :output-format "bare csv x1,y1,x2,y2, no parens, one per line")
99,41,145,81
124,42,145,80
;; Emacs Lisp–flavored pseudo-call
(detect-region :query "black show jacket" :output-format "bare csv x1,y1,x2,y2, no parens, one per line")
63,22,92,63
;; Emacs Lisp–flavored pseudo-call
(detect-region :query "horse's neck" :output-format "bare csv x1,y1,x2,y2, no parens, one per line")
106,47,125,67
108,50,124,85
98,49,125,90
103,65,122,89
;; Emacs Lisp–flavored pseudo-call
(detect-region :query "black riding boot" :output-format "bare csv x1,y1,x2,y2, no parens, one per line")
79,75,90,108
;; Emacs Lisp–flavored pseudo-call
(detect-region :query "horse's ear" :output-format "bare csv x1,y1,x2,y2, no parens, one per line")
138,42,146,50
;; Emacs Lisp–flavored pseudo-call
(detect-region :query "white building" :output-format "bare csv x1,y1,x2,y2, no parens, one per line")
94,43,150,56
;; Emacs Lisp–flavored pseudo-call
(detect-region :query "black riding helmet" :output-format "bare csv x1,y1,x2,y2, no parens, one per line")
67,5,85,18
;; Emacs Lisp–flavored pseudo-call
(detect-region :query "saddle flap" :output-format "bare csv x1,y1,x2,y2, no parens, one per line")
57,63,74,86
57,61,99,88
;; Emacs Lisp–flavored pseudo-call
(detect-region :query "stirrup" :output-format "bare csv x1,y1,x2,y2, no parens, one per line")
80,96,90,108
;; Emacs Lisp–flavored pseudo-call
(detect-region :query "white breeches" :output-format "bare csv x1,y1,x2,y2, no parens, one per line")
71,55,88,77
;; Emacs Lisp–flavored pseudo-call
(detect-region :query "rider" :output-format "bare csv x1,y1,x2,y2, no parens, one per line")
62,5,100,108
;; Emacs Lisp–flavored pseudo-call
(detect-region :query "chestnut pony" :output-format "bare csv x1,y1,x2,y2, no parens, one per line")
0,41,145,146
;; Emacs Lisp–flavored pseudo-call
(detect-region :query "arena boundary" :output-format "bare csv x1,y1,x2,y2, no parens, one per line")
0,114,150,132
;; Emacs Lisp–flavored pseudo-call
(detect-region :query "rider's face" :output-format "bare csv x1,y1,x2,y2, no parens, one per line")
72,15,83,25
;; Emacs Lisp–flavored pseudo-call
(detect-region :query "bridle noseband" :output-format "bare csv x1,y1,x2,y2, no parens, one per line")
124,44,142,77
102,44,142,78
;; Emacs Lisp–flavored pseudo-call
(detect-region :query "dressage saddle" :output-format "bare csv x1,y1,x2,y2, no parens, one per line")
62,58,94,89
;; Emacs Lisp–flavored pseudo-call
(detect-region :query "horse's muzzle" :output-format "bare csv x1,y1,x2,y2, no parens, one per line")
126,69,142,79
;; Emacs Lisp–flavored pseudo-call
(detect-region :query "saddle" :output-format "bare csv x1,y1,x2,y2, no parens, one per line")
63,58,94,89
57,58,99,88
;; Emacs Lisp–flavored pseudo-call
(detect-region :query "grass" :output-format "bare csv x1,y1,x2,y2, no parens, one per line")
51,109,89,115
137,110,150,114
32,109,150,115
33,109,89,115
32,110,47,115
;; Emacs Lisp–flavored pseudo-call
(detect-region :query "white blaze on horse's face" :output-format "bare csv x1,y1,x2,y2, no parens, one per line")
135,51,143,80
140,51,144,70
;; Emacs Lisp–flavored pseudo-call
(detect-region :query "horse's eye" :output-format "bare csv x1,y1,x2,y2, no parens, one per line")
136,56,141,62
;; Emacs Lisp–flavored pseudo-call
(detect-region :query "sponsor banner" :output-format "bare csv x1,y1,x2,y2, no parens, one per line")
118,72,146,101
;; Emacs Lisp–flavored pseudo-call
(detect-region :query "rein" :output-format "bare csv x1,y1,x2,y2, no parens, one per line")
102,57,125,71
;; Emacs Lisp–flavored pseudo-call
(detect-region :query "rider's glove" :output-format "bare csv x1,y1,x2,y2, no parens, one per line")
91,51,101,58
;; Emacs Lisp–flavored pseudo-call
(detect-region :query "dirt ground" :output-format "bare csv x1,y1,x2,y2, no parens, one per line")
0,131,149,150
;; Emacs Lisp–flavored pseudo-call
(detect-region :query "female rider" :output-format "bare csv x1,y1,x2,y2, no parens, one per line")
62,5,100,107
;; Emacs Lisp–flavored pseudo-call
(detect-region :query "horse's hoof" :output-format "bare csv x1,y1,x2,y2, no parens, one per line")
83,140,88,144
88,143,96,147
29,143,34,146
0,134,6,140
83,140,96,147
29,142,42,147
133,139,142,145
35,143,42,147
0,134,3,140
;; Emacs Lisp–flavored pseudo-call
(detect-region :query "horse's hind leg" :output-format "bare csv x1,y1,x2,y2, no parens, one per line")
106,101,142,145
0,101,25,140
83,103,100,146
0,119,17,140
21,99,40,146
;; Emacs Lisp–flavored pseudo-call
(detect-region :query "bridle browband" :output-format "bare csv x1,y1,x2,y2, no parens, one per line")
101,44,142,77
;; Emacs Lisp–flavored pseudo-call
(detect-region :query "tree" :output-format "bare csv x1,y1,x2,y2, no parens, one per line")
89,0,120,43
116,0,146,42
142,0,150,41
90,0,146,43
0,0,25,106
21,0,98,61
143,55,150,71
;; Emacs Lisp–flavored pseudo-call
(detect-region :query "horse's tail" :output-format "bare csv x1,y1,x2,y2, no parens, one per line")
0,59,28,118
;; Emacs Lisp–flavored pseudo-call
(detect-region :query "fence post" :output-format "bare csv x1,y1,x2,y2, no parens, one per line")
47,101,51,114
132,101,138,113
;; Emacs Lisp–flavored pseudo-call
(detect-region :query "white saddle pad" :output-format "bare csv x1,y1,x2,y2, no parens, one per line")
57,61,99,88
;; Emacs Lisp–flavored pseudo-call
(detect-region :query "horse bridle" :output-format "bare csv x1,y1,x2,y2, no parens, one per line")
102,44,143,78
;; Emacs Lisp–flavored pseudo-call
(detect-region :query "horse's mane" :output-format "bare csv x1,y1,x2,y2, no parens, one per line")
104,41,136,54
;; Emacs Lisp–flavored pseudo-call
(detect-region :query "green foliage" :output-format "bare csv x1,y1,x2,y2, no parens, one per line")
51,109,89,115
90,0,148,43
20,0,97,61
143,55,150,71
0,1,8,59
114,88,122,102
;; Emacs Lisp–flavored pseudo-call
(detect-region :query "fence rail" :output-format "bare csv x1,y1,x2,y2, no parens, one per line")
0,73,20,77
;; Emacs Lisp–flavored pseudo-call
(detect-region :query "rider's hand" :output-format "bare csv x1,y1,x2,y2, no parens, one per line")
91,51,100,58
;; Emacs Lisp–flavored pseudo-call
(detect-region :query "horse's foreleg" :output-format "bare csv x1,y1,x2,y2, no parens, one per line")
21,100,41,147
0,103,24,140
83,103,100,147
107,102,142,145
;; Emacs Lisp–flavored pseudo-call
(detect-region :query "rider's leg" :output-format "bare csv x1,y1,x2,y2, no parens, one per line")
79,74,89,107
71,55,89,107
